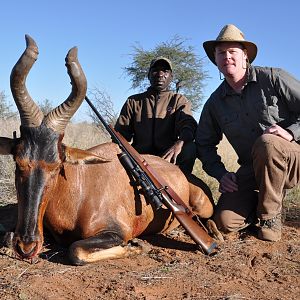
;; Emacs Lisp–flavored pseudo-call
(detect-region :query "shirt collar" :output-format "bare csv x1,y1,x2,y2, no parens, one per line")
247,66,258,83
147,86,171,95
220,66,257,98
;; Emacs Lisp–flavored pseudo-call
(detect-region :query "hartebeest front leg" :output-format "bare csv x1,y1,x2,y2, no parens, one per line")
68,231,144,265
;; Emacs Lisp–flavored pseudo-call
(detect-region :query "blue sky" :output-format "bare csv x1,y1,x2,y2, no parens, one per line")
1,0,299,122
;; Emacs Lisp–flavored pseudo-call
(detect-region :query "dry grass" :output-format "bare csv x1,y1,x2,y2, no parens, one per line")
193,137,239,201
0,118,20,138
63,121,109,149
0,118,20,204
0,118,299,218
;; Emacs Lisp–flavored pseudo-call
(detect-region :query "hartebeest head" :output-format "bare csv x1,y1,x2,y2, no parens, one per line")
0,35,105,260
9,35,88,259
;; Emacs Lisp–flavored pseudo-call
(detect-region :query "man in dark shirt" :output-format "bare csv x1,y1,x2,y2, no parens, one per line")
196,24,300,241
115,57,197,174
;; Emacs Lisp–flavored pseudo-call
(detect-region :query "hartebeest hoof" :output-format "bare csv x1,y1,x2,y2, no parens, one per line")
206,219,224,242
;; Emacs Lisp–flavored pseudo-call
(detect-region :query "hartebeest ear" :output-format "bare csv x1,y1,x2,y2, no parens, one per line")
64,147,111,164
0,137,16,155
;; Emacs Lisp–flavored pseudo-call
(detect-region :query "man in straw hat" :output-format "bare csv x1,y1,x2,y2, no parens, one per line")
115,56,197,174
196,24,300,241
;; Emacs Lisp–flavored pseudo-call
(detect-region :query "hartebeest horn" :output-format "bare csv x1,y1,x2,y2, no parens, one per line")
10,34,44,127
44,47,87,133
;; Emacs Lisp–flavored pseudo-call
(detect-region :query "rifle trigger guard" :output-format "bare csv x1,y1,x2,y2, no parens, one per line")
158,186,168,192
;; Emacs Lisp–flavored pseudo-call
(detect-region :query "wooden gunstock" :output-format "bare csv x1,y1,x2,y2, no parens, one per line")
162,194,217,254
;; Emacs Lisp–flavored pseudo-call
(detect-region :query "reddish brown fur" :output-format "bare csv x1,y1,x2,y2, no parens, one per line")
2,136,214,264
42,142,213,247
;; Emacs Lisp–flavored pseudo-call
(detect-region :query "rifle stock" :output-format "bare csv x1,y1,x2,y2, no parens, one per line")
85,96,217,255
167,208,217,254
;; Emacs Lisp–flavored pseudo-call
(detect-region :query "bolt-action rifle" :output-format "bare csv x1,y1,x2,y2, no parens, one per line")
85,96,217,255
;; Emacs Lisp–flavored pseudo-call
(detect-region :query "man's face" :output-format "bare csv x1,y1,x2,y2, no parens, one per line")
214,42,247,78
149,61,172,92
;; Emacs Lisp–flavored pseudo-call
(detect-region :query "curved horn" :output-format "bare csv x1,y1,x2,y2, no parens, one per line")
10,34,44,127
44,47,87,133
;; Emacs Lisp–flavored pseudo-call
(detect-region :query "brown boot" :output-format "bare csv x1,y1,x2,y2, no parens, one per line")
257,214,282,242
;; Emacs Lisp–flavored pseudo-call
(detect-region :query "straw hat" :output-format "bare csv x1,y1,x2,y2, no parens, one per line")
203,24,257,65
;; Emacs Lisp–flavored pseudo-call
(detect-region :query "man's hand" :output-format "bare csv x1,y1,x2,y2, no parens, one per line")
219,172,238,193
162,140,184,164
263,124,294,142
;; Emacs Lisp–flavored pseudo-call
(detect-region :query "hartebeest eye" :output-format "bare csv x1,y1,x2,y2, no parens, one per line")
15,158,32,173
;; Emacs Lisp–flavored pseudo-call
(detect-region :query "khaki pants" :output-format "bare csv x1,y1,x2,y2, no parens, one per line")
214,134,300,233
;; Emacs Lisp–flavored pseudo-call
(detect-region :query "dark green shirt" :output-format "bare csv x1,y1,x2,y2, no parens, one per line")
196,66,300,181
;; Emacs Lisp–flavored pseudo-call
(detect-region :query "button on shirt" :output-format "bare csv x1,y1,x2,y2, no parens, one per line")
196,66,300,181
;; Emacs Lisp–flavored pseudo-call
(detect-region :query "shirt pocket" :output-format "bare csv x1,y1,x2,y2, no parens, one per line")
220,113,240,137
254,96,279,124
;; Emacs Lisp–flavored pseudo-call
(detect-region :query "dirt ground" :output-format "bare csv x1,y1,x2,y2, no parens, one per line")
0,202,299,300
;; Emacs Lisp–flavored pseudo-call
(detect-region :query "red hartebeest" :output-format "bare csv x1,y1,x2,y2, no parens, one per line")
0,35,215,265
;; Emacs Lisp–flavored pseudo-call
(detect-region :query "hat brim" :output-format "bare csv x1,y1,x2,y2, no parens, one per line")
203,40,257,65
